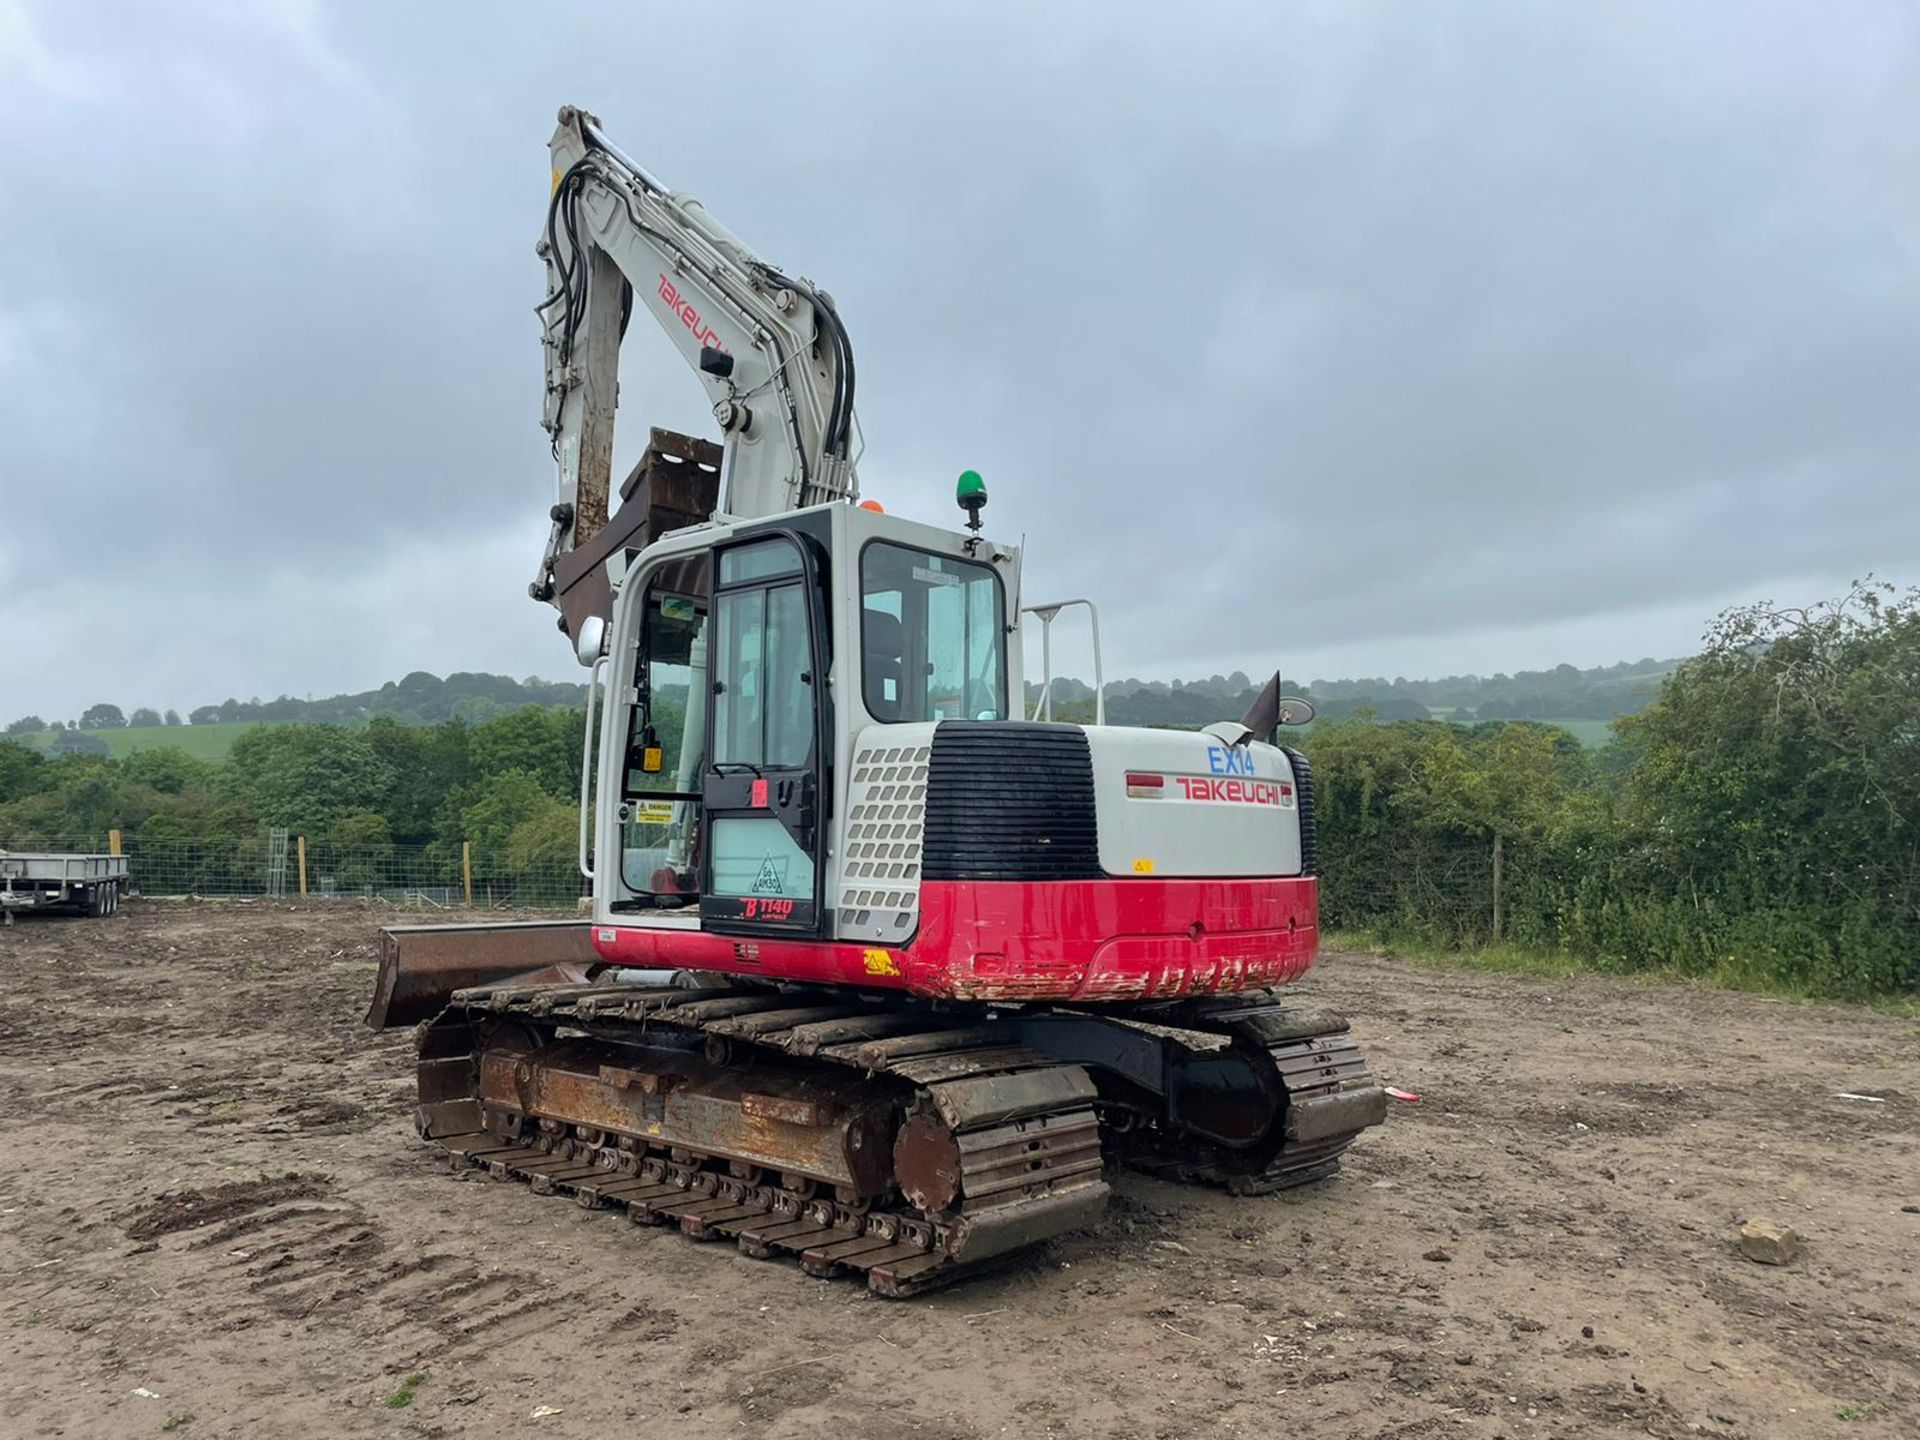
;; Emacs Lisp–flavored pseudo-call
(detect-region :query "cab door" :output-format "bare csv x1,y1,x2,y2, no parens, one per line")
700,532,828,935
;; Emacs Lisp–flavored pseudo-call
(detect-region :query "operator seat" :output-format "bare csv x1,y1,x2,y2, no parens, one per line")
863,607,905,722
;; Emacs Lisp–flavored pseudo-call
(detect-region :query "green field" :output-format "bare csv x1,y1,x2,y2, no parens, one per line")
1533,718,1616,747
13,722,260,762
1428,711,1616,747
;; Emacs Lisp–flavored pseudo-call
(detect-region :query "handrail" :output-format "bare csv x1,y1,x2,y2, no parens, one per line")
1021,598,1104,727
578,655,607,880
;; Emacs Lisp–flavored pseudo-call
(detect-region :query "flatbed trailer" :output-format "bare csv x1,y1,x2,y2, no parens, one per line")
0,852,128,918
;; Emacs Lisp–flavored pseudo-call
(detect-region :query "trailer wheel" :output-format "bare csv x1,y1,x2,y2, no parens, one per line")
106,883,119,916
86,884,104,918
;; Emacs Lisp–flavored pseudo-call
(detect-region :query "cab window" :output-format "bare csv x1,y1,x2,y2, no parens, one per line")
860,543,1005,722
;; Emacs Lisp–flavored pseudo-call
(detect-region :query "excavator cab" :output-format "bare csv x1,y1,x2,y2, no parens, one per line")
597,499,1019,946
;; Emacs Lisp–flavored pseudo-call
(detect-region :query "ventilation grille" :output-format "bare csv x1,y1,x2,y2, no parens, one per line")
923,722,1101,881
1283,744,1316,878
838,737,931,941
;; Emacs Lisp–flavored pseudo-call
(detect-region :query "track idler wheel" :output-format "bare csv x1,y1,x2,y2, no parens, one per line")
892,1108,962,1215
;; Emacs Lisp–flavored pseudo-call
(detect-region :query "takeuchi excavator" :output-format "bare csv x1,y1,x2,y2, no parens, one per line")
366,105,1387,1296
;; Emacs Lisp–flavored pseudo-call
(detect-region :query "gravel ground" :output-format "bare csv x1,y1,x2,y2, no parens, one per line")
1,900,1914,1439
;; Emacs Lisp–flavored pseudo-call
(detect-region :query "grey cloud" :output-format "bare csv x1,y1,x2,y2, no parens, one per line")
1,0,1914,716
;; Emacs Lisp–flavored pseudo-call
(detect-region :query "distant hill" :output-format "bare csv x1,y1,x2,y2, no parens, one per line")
1030,656,1678,732
9,655,1676,762
183,671,590,728
3,673,592,763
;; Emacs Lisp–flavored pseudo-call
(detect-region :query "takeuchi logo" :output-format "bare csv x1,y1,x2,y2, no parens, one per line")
657,274,725,352
1177,776,1286,807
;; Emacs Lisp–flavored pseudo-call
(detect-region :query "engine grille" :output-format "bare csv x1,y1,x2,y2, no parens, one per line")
923,722,1101,881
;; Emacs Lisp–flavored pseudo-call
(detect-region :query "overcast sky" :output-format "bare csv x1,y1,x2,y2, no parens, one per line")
3,1,1916,719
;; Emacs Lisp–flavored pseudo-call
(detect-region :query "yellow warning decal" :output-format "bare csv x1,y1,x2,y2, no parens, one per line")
1131,858,1156,874
551,166,564,195
630,800,675,825
863,948,901,977
642,746,663,773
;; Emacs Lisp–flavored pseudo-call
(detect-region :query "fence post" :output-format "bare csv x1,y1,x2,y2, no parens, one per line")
108,828,122,857
1491,833,1504,942
462,841,474,908
296,835,308,899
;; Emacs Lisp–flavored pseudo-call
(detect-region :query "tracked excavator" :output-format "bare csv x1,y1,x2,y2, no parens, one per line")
366,106,1387,1296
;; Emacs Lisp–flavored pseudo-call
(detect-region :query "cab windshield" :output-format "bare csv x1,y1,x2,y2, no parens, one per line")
860,543,1006,723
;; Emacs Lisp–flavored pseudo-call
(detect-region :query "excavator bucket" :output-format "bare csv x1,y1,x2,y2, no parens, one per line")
364,920,603,1030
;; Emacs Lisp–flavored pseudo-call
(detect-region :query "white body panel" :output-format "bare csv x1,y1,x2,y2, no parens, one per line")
1085,729,1302,879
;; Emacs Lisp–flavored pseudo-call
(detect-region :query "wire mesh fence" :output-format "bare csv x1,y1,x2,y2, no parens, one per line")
0,831,588,910
1319,855,1499,943
9,826,1500,931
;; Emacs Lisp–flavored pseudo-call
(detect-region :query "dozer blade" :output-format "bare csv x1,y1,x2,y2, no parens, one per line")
364,920,602,1029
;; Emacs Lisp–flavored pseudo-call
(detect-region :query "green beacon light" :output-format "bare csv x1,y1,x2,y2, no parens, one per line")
956,469,988,534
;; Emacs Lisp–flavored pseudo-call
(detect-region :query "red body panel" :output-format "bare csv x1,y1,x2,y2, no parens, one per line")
591,877,1319,1003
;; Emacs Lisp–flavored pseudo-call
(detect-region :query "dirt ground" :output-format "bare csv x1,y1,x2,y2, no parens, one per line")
1,902,1914,1440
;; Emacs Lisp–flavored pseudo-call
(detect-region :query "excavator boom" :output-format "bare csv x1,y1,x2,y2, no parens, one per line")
532,104,858,640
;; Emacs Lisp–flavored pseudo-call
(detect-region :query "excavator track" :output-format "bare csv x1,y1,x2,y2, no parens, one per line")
1118,992,1384,1195
410,980,1384,1295
416,982,1111,1296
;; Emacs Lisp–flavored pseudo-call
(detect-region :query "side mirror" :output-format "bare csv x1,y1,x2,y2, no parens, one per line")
1278,697,1315,726
574,614,608,666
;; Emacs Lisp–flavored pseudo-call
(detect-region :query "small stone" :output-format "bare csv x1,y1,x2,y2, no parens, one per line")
1902,1204,1919,1215
1422,1247,1453,1263
1454,1353,1474,1366
1582,1325,1595,1339
1738,1216,1803,1265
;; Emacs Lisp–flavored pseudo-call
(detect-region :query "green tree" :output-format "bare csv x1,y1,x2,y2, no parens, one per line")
0,757,117,843
1615,583,1920,993
506,801,578,873
129,707,163,727
504,799,584,905
0,740,45,805
332,810,394,849
1303,716,1588,946
321,809,396,893
53,730,111,757
442,770,554,860
365,716,472,844
121,747,216,796
224,725,393,835
470,706,583,798
5,715,43,735
79,703,127,729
